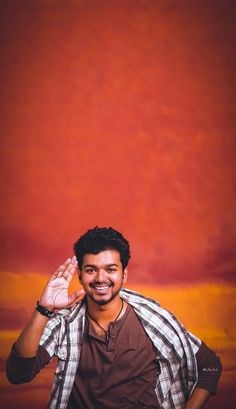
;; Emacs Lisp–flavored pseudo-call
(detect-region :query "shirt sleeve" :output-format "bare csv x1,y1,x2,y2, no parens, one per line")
6,344,51,384
195,341,222,394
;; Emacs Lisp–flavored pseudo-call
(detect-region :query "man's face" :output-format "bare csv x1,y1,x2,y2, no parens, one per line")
79,249,127,305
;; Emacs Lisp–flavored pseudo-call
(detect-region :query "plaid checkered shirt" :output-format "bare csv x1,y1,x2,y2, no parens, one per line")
39,288,201,409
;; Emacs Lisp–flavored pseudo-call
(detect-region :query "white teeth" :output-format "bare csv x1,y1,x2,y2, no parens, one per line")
94,286,109,290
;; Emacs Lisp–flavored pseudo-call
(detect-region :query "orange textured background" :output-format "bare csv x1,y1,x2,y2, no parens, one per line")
0,1,236,408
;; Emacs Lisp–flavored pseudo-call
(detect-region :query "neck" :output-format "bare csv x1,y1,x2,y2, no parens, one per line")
86,295,124,321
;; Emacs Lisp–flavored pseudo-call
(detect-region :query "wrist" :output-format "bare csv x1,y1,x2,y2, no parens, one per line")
35,301,54,318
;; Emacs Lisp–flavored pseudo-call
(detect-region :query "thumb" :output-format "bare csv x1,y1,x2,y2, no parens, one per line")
68,289,85,305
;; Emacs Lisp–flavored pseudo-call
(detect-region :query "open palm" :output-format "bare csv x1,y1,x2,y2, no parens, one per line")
39,257,85,310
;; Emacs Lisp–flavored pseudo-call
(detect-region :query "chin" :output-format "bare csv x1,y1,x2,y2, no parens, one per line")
94,299,109,306
87,292,118,306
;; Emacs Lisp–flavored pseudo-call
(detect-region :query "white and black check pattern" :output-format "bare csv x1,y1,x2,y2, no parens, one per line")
40,288,201,409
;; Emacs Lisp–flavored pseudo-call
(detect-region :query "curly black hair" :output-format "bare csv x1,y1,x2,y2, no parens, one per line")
73,226,131,270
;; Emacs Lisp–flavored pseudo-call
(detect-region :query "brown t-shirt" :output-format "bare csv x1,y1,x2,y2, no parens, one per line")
67,304,160,409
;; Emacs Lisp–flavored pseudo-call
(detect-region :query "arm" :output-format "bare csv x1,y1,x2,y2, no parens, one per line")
6,344,50,384
8,256,84,359
14,308,52,358
185,388,210,409
185,342,222,409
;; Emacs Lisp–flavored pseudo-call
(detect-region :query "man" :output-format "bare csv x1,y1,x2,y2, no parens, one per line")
6,227,222,409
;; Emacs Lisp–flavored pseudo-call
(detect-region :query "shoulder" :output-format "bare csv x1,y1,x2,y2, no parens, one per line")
120,287,160,307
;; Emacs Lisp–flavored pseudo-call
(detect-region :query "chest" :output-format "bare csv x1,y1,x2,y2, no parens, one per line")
79,306,160,377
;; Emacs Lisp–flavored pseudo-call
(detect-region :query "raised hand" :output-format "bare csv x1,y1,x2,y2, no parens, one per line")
39,256,85,310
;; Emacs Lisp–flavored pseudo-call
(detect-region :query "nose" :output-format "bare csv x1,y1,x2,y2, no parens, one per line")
96,269,106,282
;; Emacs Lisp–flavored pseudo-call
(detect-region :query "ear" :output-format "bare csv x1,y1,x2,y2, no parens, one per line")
78,270,82,283
123,267,128,284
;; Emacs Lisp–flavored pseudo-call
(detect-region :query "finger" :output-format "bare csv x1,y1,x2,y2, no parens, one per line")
71,256,77,264
61,257,77,272
57,265,66,278
60,258,72,269
63,256,76,266
68,289,85,304
50,257,77,281
63,267,76,282
63,260,78,280
52,258,73,277
74,288,85,298
50,265,64,279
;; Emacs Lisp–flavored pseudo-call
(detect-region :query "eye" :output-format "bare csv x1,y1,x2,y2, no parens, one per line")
85,268,94,274
107,268,116,273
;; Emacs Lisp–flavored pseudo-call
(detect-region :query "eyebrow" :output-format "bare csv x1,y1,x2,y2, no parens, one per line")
83,263,119,268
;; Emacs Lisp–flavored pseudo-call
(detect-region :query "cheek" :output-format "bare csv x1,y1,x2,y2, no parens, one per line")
114,274,125,284
79,275,87,286
80,274,95,286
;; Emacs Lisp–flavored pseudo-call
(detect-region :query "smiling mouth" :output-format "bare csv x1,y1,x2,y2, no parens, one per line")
90,283,113,290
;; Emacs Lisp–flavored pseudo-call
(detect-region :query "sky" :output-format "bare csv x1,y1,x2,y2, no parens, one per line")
0,0,236,408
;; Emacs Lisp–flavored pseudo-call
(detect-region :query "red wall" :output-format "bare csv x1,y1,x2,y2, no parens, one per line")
1,1,235,407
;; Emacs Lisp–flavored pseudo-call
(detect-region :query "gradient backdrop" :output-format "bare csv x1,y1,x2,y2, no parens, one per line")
1,1,236,408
